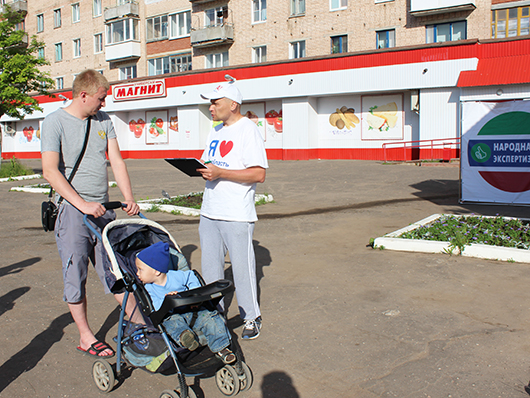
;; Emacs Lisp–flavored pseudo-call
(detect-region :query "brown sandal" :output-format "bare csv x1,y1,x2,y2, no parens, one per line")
216,348,236,364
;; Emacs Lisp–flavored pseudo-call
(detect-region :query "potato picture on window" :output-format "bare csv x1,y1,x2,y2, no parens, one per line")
329,106,359,129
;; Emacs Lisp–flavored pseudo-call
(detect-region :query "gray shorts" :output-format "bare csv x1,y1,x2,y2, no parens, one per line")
55,202,115,303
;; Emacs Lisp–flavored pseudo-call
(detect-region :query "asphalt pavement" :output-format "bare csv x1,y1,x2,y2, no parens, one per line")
2,158,530,398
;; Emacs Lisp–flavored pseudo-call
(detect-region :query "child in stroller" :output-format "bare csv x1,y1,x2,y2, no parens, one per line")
135,241,236,364
86,203,252,398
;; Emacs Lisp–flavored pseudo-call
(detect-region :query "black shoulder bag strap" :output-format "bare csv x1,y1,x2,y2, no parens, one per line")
47,117,92,204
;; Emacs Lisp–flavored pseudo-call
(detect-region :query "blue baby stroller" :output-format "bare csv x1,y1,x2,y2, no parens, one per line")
84,202,253,398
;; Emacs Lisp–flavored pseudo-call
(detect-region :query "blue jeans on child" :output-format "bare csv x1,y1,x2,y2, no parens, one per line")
162,308,230,353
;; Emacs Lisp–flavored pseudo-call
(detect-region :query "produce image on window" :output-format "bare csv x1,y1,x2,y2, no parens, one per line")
145,110,169,144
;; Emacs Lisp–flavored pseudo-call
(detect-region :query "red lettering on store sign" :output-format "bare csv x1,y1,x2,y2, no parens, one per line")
112,79,166,102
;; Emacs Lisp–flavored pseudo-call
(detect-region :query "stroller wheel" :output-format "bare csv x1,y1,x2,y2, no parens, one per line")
238,362,253,391
92,359,115,393
160,389,197,398
216,364,241,396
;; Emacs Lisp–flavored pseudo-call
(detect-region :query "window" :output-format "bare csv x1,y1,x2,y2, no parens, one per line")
426,21,466,43
94,33,103,53
37,47,45,59
290,0,305,16
492,7,530,38
148,53,192,75
37,14,44,33
55,43,63,61
253,46,267,63
169,11,191,38
54,9,61,28
73,38,81,58
146,15,168,42
119,65,137,80
252,0,266,23
331,35,347,54
376,29,395,48
106,19,139,44
56,77,64,90
72,3,80,23
290,40,306,59
330,0,347,11
205,51,228,69
205,7,227,27
93,0,102,17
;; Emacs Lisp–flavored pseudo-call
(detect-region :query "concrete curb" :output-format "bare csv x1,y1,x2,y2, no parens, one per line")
10,181,118,194
374,213,530,263
0,174,42,183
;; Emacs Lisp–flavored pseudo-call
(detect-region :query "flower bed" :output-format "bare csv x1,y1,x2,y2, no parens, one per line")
373,214,530,263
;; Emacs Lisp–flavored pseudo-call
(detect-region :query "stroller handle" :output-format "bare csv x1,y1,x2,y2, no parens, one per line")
83,202,146,240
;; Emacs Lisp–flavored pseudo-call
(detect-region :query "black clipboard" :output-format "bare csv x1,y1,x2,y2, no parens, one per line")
165,158,208,177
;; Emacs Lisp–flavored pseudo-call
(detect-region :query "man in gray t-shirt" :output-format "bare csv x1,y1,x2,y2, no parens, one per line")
41,69,140,358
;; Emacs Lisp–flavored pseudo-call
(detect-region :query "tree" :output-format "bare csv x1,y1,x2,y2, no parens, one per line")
0,4,55,120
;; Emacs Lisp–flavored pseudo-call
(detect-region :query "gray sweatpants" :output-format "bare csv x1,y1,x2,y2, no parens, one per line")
199,215,261,321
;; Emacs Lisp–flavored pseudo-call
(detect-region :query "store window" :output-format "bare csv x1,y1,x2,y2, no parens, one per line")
205,51,229,69
426,21,466,43
252,0,266,23
492,7,530,38
331,35,347,54
253,46,267,63
290,40,306,59
148,53,192,75
146,15,168,42
376,29,395,49
106,19,139,44
169,11,191,38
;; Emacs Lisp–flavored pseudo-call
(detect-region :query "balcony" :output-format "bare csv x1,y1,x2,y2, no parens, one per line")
190,24,234,48
104,1,139,22
410,0,476,17
105,41,141,62
0,0,28,14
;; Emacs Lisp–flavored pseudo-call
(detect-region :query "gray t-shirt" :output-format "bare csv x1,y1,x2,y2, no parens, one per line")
41,108,117,203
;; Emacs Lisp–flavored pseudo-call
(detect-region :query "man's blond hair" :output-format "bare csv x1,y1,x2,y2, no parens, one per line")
72,69,110,98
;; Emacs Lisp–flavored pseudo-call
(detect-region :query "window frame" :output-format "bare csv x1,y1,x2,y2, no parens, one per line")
252,45,267,63
54,9,62,28
146,14,168,42
73,38,81,58
205,51,229,69
37,47,45,59
290,40,306,59
37,14,44,33
376,29,395,49
330,0,347,12
148,53,193,76
94,33,103,53
55,42,63,62
93,0,102,17
331,35,348,54
290,0,305,16
119,65,137,80
169,10,191,39
491,6,530,38
72,3,80,24
426,21,466,43
56,77,64,90
252,0,267,24
106,18,139,45
205,7,227,27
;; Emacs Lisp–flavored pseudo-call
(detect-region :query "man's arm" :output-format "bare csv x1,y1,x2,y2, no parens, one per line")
107,138,140,216
198,164,266,183
41,151,106,217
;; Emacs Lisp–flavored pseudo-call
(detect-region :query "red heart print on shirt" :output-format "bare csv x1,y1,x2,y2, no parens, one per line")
219,140,233,157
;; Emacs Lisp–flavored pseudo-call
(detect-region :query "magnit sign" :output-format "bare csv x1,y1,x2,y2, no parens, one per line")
112,79,166,102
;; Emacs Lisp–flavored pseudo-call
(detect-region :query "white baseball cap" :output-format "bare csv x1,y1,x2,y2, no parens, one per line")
200,81,243,104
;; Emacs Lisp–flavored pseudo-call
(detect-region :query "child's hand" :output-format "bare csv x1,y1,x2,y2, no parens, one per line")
166,291,179,296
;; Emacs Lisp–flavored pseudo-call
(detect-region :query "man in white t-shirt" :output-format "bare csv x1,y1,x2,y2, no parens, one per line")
198,80,269,340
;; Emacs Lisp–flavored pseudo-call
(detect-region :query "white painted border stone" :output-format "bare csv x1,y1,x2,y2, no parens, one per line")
374,214,530,263
0,174,42,183
10,181,118,194
138,193,274,217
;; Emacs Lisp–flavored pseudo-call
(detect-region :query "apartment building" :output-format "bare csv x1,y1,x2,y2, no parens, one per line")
2,0,530,162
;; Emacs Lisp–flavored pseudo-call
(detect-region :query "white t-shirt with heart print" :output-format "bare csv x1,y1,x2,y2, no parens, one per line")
200,117,269,222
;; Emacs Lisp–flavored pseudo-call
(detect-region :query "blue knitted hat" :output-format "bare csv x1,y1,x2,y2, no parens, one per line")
137,241,170,274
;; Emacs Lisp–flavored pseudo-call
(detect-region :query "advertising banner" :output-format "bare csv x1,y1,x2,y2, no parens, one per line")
461,100,530,204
